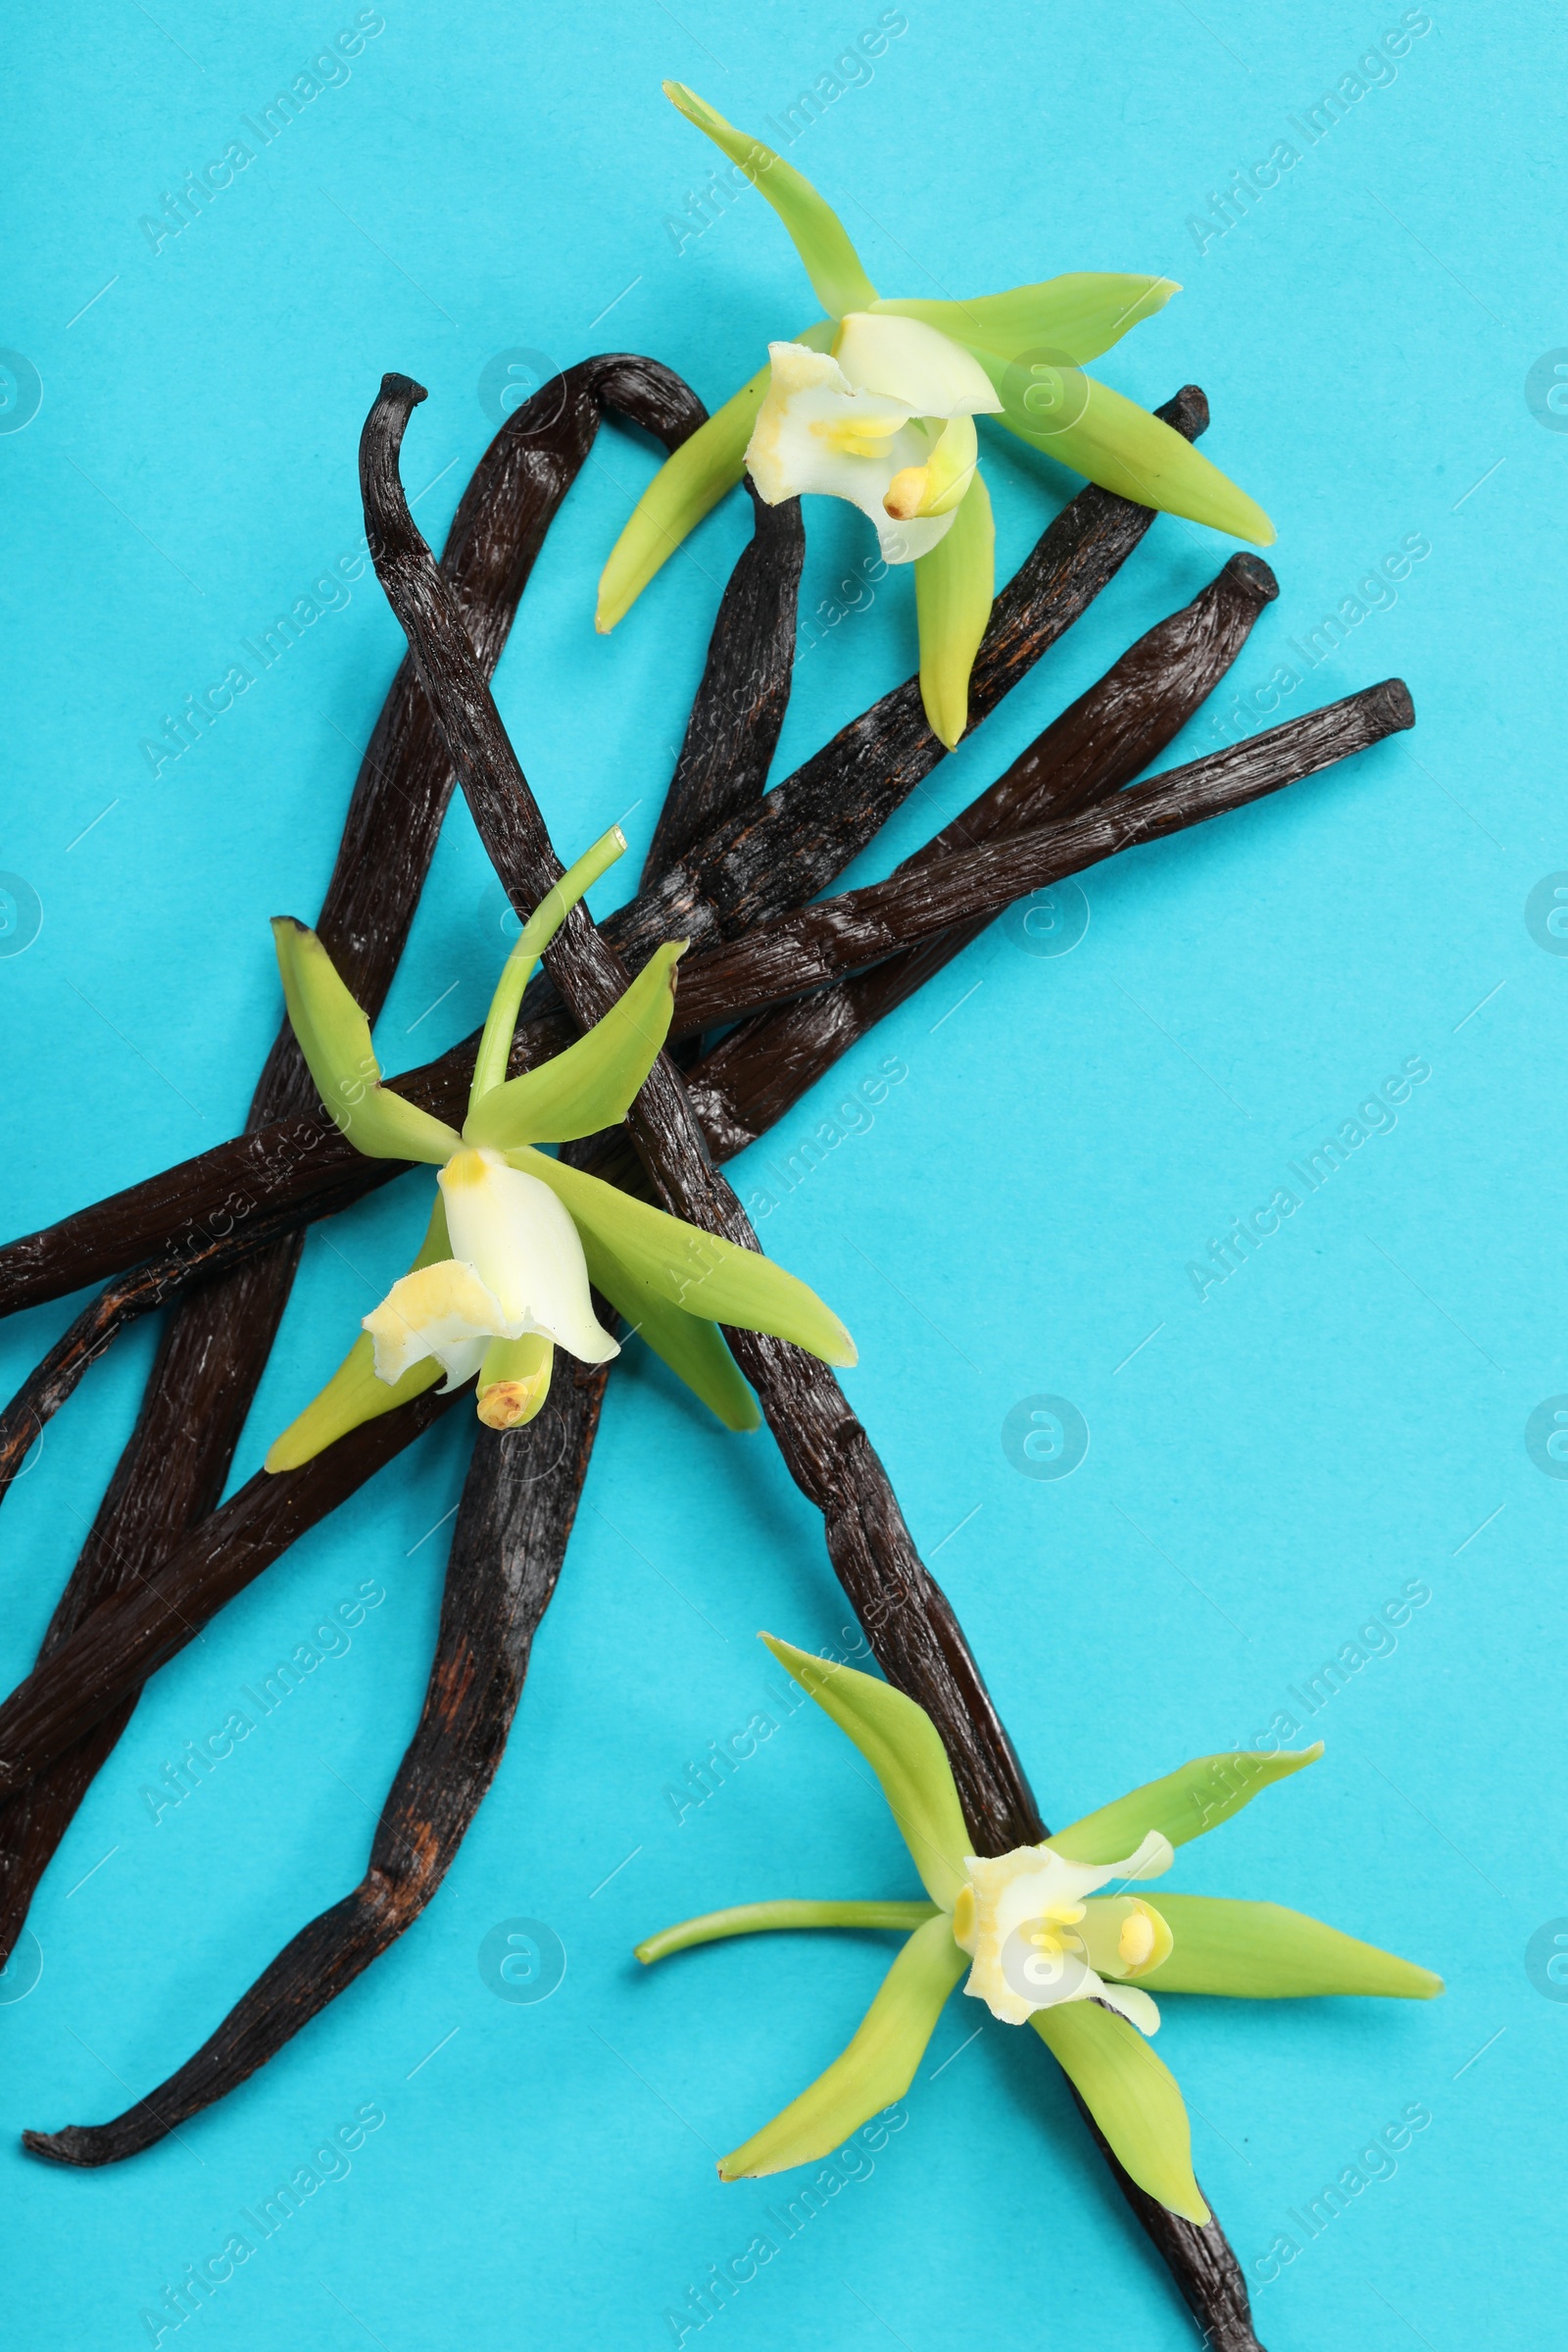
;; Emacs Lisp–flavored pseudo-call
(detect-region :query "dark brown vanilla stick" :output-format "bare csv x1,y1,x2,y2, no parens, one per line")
0,358,708,1971
642,482,804,882
0,385,1211,1326
671,679,1414,1033
351,373,1264,2351
24,1356,611,2172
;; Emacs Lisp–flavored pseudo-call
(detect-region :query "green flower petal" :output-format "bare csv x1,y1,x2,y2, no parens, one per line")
514,1149,857,1366
271,920,462,1166
872,271,1179,364
467,824,628,1110
719,1914,965,2179
1032,2000,1208,2224
596,323,834,630
991,366,1275,545
1049,1744,1324,1863
636,1898,938,1965
662,82,878,317
579,1222,760,1431
465,942,685,1151
760,1636,970,1906
913,471,994,749
1143,1897,1444,2001
264,1195,453,1470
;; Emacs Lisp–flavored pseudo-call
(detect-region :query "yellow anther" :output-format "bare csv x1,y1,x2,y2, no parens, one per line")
953,1885,976,1945
1119,1908,1157,1969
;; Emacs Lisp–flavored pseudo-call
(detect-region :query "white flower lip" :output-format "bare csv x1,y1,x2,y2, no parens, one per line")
743,314,999,565
952,1829,1174,2033
363,1147,618,1390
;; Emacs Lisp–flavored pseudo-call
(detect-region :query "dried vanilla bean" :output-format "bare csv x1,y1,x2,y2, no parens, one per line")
641,481,804,881
24,1354,611,2170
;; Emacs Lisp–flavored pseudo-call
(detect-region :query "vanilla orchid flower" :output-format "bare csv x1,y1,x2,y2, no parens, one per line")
747,318,1000,564
636,1636,1441,2222
598,83,1275,748
265,830,854,1469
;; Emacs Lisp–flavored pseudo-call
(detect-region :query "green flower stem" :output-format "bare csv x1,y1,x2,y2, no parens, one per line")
467,824,627,1111
636,1898,938,1966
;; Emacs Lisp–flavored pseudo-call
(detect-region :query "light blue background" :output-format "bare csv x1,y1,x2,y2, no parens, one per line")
1,3,1561,2345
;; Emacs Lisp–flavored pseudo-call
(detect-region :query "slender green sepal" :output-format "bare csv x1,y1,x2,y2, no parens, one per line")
271,919,462,1165
871,272,1179,365
596,323,835,630
663,83,878,317
515,1149,857,1366
1049,1744,1324,1864
636,1898,938,1965
760,1636,970,1906
265,1196,453,1470
913,471,994,749
990,365,1274,545
467,826,627,1111
466,941,684,1151
719,1914,965,2179
265,1335,441,1471
579,1223,760,1431
1032,2001,1208,2224
1143,1897,1445,2001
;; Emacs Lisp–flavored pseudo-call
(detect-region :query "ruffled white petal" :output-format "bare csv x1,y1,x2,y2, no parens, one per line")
363,1261,503,1391
439,1148,618,1364
835,312,1002,418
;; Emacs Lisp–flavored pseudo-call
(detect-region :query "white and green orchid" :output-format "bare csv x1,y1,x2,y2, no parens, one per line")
265,831,854,1468
598,83,1276,748
636,1636,1441,2220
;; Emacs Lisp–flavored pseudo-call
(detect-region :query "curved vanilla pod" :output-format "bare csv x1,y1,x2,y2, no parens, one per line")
24,1358,608,2172
0,357,707,1976
0,386,1210,1324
